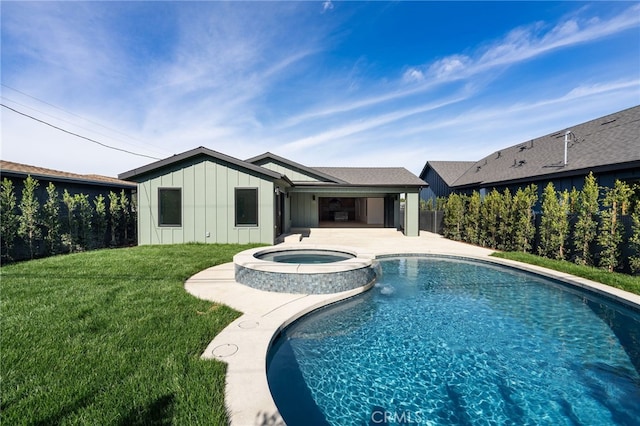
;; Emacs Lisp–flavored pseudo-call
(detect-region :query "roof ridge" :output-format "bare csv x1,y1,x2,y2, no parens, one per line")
0,159,133,186
119,146,286,182
246,152,347,184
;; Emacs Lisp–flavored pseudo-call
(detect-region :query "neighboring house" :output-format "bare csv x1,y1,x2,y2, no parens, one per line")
419,161,475,203
420,105,640,201
0,160,137,259
119,147,426,245
0,160,136,204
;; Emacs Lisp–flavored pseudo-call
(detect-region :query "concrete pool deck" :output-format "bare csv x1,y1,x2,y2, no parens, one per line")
184,228,640,426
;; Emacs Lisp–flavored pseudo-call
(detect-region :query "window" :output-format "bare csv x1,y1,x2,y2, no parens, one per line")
158,188,181,226
235,188,258,226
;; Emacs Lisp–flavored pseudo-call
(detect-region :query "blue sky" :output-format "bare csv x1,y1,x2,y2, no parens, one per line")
2,1,639,178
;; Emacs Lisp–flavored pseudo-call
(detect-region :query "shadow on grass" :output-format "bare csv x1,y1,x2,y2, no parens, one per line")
118,394,175,426
27,393,175,425
33,393,97,426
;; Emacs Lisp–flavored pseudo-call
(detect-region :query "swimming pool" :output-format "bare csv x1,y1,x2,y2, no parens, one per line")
267,256,640,425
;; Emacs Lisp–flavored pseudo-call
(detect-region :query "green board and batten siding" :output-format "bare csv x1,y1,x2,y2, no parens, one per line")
289,193,318,227
254,160,323,183
256,160,322,228
137,158,275,245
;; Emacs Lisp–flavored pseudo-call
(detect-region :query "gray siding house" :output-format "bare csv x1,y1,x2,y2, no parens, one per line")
419,161,475,202
119,148,426,245
420,105,640,201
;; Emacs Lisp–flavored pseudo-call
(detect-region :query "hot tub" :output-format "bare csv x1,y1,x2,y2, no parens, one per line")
233,246,377,294
254,249,355,264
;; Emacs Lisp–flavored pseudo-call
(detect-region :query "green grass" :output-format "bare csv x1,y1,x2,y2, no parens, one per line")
1,243,262,425
491,251,640,295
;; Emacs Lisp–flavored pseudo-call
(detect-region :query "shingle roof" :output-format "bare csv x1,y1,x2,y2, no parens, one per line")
0,160,136,188
421,161,475,186
246,152,426,187
245,152,346,183
452,105,640,188
313,167,426,187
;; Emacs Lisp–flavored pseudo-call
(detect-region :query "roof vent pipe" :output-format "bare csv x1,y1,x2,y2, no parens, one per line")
563,130,571,166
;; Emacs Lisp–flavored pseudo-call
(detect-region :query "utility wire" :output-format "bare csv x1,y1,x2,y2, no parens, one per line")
2,95,169,158
1,103,162,161
1,83,168,156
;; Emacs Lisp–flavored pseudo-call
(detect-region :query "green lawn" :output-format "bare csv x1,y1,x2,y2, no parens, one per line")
492,251,640,295
1,244,261,425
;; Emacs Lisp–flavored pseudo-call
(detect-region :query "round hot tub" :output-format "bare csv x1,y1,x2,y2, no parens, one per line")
254,249,355,264
234,246,377,294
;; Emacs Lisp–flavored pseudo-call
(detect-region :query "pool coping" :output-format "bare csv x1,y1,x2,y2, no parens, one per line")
234,245,376,274
184,238,640,426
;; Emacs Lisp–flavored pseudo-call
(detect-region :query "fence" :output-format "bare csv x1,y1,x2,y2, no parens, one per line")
419,210,445,234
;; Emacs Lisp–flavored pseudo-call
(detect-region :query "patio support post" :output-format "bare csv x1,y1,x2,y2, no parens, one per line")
404,192,420,236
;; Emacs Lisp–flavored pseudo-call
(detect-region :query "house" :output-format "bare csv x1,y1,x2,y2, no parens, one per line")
420,105,640,201
119,148,426,245
419,161,475,203
0,160,136,205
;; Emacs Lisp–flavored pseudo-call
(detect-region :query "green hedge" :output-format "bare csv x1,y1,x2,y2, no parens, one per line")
1,176,135,262
441,173,640,274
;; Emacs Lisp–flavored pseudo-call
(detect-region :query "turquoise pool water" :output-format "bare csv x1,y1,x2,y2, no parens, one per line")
254,249,355,264
267,257,640,425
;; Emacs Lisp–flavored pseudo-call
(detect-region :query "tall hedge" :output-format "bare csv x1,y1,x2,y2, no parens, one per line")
42,182,61,255
17,176,41,259
440,174,639,274
0,175,134,262
538,183,569,260
597,180,633,272
463,191,482,245
573,172,599,265
1,178,19,262
630,200,640,274
480,189,504,249
443,193,464,241
510,185,538,253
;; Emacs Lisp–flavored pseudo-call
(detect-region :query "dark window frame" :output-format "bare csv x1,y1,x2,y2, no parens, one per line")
235,187,259,227
158,187,182,227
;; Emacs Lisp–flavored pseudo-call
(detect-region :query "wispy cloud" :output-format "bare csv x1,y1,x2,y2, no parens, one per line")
289,3,640,127
115,3,327,144
1,2,638,177
272,5,640,161
1,3,130,97
389,78,640,141
281,91,472,152
427,3,640,80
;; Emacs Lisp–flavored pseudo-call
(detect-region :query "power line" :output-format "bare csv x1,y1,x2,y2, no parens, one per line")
1,83,168,156
1,103,162,161
2,95,169,158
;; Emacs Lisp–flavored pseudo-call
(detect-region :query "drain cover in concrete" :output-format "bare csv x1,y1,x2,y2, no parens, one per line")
211,343,238,358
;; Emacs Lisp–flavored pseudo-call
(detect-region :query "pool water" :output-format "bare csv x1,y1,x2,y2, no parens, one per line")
267,257,640,425
255,249,355,264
